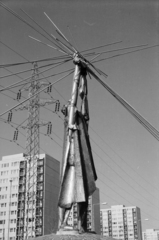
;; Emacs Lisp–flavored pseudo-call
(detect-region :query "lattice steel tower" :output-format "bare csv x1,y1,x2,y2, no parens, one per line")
24,62,40,239
15,62,59,240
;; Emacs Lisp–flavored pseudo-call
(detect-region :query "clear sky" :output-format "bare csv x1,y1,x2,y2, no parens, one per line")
0,0,159,232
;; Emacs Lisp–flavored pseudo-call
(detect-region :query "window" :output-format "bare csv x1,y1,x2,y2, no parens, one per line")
0,194,7,199
11,202,17,207
1,203,7,207
11,177,18,182
11,211,16,215
10,228,15,232
11,162,19,167
12,185,18,190
11,194,18,198
0,187,8,191
0,212,6,216
0,220,5,224
1,163,9,168
3,163,9,167
11,169,18,174
0,179,7,183
11,219,16,224
1,171,9,176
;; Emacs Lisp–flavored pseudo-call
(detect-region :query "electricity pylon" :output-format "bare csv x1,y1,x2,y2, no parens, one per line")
15,62,59,240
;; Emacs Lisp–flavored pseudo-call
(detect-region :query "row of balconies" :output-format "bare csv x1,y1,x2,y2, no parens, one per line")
17,214,43,225
16,228,24,237
17,210,24,218
17,202,43,210
16,237,23,240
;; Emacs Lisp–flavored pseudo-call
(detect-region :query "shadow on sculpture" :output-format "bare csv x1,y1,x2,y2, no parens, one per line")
57,54,97,235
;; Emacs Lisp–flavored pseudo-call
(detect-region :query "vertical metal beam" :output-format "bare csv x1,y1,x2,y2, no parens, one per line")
24,62,40,239
8,179,12,240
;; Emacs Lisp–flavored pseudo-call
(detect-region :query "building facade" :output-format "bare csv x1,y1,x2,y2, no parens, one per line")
0,153,60,240
67,188,100,234
142,229,159,240
100,205,142,240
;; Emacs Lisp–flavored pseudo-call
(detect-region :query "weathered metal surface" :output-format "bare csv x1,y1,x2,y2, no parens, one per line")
57,54,97,232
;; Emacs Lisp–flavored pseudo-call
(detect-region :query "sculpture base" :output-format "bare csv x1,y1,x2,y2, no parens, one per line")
56,228,79,235
30,233,118,240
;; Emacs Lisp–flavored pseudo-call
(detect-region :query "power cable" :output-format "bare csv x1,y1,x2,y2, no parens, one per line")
0,61,72,92
87,66,159,141
90,125,159,192
91,137,159,201
0,70,73,117
92,148,159,210
92,44,159,64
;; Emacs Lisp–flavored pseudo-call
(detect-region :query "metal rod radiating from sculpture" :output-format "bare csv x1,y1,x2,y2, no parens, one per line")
57,53,97,234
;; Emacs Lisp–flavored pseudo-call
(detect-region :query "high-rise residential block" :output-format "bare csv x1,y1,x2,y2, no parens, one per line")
0,153,60,240
100,205,142,240
67,188,100,234
142,229,159,240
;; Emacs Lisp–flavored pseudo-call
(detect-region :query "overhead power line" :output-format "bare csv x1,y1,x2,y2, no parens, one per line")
86,66,159,141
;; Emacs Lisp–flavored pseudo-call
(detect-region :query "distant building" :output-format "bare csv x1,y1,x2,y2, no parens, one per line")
0,153,60,240
67,188,100,234
100,205,142,240
142,229,159,240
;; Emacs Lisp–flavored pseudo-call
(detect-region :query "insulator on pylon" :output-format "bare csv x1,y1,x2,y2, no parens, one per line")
47,84,52,93
57,101,60,111
47,122,52,135
13,129,18,141
49,123,52,134
7,111,13,122
55,100,60,112
47,125,49,135
17,90,21,100
49,84,52,92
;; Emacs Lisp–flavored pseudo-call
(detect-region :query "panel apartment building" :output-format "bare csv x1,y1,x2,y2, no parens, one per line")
100,205,142,240
142,229,159,240
0,153,60,240
67,188,101,234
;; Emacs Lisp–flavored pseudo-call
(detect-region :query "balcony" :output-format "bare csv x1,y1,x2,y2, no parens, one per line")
37,176,43,182
20,161,26,168
18,211,24,218
36,201,43,207
37,168,43,174
19,186,25,192
18,196,25,201
18,203,25,209
19,171,25,177
37,160,44,166
37,184,43,191
36,218,42,225
36,210,42,217
17,220,24,227
19,178,26,184
16,229,24,236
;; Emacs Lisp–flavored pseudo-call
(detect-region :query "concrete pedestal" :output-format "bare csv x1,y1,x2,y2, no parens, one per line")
30,233,118,240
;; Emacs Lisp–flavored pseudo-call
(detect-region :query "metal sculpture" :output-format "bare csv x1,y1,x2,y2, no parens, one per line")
57,53,97,234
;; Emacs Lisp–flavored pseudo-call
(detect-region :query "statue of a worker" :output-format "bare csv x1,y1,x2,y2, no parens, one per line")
57,54,97,234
